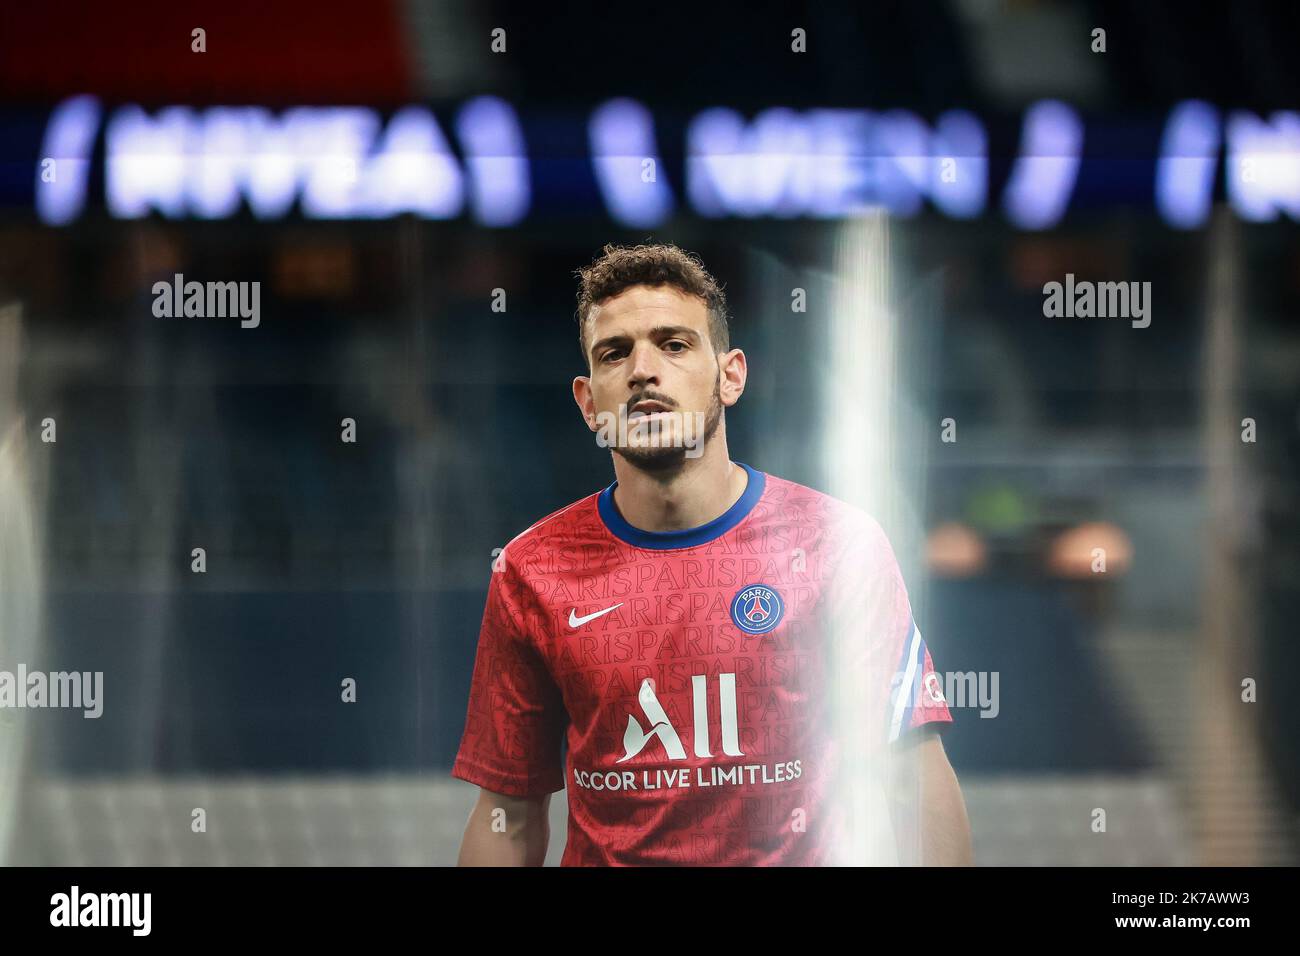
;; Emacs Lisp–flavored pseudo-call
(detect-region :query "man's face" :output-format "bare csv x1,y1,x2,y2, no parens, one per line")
572,284,744,470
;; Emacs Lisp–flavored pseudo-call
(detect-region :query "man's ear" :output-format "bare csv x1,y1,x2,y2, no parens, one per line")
718,349,747,408
572,375,598,431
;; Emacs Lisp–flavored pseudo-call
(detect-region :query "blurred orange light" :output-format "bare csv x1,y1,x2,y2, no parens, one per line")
1048,522,1132,578
926,522,986,577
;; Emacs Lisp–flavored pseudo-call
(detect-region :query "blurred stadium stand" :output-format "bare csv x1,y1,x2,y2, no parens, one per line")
8,774,1197,867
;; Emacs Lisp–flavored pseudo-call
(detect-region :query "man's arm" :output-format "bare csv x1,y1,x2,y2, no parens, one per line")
886,728,973,865
457,788,552,866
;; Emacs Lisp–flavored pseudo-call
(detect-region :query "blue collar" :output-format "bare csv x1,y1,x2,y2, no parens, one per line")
597,462,766,550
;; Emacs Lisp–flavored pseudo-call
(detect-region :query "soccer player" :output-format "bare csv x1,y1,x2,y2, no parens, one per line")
453,243,972,866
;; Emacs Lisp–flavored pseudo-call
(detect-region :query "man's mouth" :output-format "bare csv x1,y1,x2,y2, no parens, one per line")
628,400,673,419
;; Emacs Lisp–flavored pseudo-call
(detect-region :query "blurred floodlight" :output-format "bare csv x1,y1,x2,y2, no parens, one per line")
822,211,903,865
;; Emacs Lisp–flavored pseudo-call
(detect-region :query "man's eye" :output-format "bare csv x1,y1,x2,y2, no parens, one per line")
664,340,687,352
601,350,625,362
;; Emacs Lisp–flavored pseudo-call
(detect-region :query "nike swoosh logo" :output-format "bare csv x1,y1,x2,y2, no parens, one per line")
568,603,624,628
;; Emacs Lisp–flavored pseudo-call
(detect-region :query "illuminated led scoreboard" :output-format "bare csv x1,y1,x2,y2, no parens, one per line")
16,95,1300,229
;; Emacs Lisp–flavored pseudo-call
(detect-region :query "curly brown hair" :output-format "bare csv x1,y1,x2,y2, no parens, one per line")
574,242,729,367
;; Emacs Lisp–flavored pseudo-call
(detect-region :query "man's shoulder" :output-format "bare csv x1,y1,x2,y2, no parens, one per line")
492,489,607,575
760,470,886,539
758,470,904,581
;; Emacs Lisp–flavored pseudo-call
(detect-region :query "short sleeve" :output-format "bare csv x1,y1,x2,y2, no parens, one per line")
824,515,953,750
451,565,567,797
886,616,953,745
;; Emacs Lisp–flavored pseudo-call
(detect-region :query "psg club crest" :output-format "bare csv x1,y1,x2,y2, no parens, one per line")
730,584,785,636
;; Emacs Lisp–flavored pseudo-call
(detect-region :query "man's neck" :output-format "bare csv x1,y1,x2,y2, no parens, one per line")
610,441,748,533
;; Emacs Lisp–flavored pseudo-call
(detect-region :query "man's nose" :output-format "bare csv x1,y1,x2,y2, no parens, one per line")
626,342,661,389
